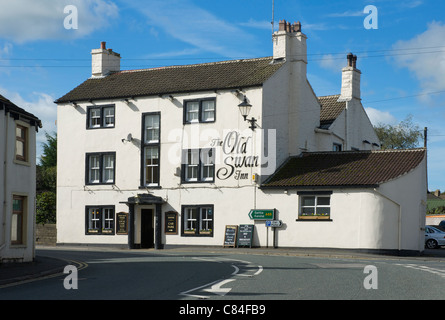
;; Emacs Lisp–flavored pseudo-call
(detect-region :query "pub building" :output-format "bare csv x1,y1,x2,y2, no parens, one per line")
55,20,427,254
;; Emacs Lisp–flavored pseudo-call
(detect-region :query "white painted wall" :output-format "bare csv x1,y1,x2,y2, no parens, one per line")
0,112,37,262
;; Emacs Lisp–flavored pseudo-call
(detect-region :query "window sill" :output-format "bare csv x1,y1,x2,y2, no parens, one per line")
139,185,162,189
296,217,332,221
13,159,30,167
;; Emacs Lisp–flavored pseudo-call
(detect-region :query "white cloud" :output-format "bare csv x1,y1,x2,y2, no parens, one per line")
392,21,445,101
123,0,260,58
318,54,344,72
365,107,398,126
0,0,118,42
0,87,56,162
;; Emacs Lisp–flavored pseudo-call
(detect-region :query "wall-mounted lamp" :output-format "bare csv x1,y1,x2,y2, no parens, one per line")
70,102,78,107
238,95,258,131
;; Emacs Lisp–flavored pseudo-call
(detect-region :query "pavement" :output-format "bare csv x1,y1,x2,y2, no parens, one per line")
2,245,445,287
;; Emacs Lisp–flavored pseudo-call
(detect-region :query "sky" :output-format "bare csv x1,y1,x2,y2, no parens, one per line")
0,0,444,191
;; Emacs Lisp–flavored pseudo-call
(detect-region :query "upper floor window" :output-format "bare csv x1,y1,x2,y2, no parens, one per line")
333,143,342,152
87,105,115,129
184,98,215,124
142,113,160,187
182,148,215,183
86,152,115,184
15,124,28,162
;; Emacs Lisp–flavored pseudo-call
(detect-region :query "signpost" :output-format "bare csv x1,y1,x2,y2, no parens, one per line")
248,209,274,220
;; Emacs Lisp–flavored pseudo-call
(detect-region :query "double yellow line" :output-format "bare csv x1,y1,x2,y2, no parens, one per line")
0,258,88,289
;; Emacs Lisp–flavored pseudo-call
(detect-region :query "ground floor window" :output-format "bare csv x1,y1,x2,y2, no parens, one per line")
298,191,332,220
11,195,26,245
86,206,115,234
181,205,214,236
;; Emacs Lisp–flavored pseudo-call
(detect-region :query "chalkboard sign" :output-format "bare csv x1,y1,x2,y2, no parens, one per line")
237,224,254,248
165,211,178,234
116,212,128,235
223,225,238,247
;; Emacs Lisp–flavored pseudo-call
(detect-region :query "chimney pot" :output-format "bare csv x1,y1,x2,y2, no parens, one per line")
352,55,357,68
101,41,106,49
279,19,286,31
347,53,353,67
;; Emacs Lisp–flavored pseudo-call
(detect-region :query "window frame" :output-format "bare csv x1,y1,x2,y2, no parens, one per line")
181,205,214,237
297,191,332,221
183,98,216,124
86,104,115,129
181,148,215,183
141,112,161,188
14,122,29,164
11,195,27,245
85,206,115,235
85,152,116,185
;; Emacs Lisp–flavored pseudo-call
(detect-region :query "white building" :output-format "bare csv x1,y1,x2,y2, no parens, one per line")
56,20,427,253
1,94,41,263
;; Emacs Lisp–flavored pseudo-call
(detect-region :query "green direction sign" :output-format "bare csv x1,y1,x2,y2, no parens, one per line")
248,209,274,220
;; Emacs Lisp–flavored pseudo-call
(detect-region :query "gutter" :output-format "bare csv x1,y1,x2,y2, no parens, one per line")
373,188,402,251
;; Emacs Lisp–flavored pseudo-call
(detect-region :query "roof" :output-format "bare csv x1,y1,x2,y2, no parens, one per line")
56,57,284,103
261,148,426,188
0,93,42,129
318,94,346,129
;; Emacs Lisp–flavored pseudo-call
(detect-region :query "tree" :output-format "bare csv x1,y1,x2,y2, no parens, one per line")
374,115,423,149
40,131,57,168
36,131,57,224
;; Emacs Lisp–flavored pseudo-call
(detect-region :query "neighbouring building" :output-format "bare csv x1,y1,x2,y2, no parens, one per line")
0,94,42,263
55,20,427,253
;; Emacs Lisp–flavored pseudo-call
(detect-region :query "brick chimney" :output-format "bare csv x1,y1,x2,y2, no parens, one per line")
339,53,361,101
91,41,121,78
273,19,307,64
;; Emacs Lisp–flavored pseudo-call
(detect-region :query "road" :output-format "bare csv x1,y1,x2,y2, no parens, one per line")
1,247,445,302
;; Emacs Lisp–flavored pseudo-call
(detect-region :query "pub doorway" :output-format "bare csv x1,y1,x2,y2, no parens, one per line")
141,209,154,249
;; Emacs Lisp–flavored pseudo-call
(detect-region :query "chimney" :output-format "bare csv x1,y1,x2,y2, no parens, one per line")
273,19,307,64
339,52,361,101
91,41,121,78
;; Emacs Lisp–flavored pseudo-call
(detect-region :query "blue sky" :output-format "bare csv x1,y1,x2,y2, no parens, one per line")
1,0,444,191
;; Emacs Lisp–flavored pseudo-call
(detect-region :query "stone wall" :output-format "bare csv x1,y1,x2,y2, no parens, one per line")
36,224,57,246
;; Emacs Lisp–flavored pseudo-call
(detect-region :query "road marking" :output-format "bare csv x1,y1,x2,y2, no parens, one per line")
203,279,235,296
180,256,263,299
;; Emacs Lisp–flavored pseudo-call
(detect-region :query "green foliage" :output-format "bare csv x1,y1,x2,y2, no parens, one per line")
36,131,57,224
36,191,56,224
40,131,57,168
37,165,57,194
374,115,423,150
427,206,445,215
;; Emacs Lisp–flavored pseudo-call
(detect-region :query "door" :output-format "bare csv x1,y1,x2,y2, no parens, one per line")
141,209,154,248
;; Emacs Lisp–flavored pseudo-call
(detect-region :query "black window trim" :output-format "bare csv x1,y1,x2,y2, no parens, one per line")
85,205,116,235
181,148,215,184
140,112,161,188
85,152,116,185
183,97,216,124
181,204,214,237
86,104,115,129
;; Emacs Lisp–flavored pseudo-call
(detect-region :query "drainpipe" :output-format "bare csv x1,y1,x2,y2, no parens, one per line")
1,106,8,251
373,188,401,251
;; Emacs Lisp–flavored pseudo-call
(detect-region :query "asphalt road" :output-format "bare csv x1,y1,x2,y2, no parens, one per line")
1,247,445,301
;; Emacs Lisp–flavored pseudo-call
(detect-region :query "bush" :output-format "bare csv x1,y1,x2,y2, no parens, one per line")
36,191,56,224
427,206,445,215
